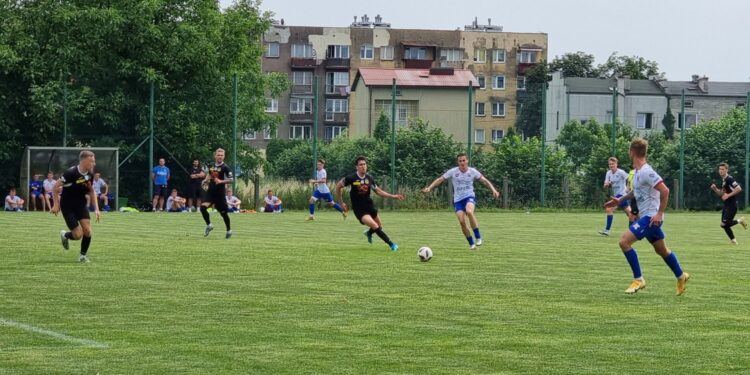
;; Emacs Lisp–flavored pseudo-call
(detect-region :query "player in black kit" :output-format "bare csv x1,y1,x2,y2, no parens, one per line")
335,156,404,251
51,150,101,262
710,162,747,245
187,158,206,211
200,148,234,239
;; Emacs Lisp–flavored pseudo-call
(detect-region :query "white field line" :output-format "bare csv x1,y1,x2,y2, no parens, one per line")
0,318,108,349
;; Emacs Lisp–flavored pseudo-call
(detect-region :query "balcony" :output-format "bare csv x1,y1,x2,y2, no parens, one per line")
517,62,537,75
324,112,349,123
404,59,433,69
439,60,464,69
290,58,316,69
324,58,350,69
291,84,313,95
289,113,314,123
325,84,350,96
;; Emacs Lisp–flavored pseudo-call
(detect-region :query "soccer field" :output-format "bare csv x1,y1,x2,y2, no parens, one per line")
1,210,749,374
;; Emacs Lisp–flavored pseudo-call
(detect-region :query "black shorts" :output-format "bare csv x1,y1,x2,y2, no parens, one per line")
188,182,203,200
154,185,168,198
62,205,90,230
205,191,228,212
722,203,738,224
353,204,378,224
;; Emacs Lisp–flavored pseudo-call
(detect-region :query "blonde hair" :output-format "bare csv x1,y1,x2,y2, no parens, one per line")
630,138,648,158
79,150,95,160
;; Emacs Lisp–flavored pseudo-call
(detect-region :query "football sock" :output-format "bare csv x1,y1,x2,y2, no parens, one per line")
64,232,74,240
80,235,91,255
200,206,210,224
466,236,475,246
605,215,613,230
623,248,642,279
374,227,392,246
662,252,684,278
333,203,343,212
724,226,735,240
473,228,481,239
729,219,738,227
309,203,315,215
219,211,231,231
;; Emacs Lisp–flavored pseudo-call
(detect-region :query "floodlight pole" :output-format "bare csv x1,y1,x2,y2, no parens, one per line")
467,80,473,164
745,91,749,208
149,80,154,200
679,89,686,209
232,74,238,192
63,81,68,147
312,76,319,179
390,78,396,209
611,86,617,157
540,82,547,207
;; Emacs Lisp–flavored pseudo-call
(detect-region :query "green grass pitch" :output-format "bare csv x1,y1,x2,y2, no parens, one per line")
1,210,749,374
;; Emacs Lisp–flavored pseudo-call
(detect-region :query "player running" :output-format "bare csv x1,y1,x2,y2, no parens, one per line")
306,159,346,220
199,148,234,239
599,157,632,236
710,162,747,244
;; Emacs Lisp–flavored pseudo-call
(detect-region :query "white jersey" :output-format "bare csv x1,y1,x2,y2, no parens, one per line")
43,178,56,193
315,168,330,194
443,167,482,203
605,168,629,196
92,178,107,195
632,163,663,217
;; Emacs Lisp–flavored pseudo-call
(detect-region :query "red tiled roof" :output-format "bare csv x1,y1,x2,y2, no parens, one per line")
353,68,479,90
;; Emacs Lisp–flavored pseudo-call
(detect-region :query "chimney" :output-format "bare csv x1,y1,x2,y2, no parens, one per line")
697,76,709,93
691,74,699,83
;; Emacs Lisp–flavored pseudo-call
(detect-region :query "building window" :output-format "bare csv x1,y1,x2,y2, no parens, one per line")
404,47,426,60
473,48,486,63
326,72,349,94
326,99,348,113
491,129,504,143
327,45,350,58
636,112,653,129
266,43,279,58
290,125,312,139
606,110,613,123
684,100,694,108
373,100,418,127
492,75,505,90
243,130,256,140
678,113,699,129
477,75,485,89
263,127,274,140
265,98,278,113
519,50,537,64
290,98,312,114
474,129,485,144
325,126,347,140
491,102,506,117
360,44,373,60
291,44,313,58
440,48,462,62
475,102,485,116
492,49,505,63
380,46,394,60
291,71,313,93
517,76,526,90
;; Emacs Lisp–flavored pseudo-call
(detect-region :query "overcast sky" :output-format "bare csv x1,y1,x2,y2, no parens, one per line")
221,0,750,82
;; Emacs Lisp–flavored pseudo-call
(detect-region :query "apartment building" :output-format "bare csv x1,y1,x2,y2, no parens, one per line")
253,16,547,148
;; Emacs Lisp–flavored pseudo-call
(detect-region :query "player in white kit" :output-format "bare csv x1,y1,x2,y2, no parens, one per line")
423,153,500,250
599,157,632,236
307,159,346,220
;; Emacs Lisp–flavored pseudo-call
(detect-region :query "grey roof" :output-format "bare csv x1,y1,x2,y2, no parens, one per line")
565,77,664,95
661,81,750,97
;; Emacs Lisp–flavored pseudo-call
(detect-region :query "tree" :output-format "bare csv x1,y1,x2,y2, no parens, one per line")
373,111,390,142
596,52,663,79
549,52,599,78
515,61,549,138
662,102,676,140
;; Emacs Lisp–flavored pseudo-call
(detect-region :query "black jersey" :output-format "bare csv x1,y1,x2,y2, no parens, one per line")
343,172,377,209
189,165,204,185
723,175,740,206
207,163,233,195
60,165,92,209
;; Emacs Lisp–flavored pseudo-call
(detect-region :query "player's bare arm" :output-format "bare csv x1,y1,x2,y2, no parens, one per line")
374,187,404,200
335,179,347,211
422,176,445,193
88,183,101,222
604,190,634,208
50,179,63,215
479,176,500,199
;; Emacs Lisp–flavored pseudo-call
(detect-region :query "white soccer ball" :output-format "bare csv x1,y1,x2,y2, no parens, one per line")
417,246,433,262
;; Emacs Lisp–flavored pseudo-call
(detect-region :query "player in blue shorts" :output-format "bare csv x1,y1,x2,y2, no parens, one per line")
306,159,346,221
605,139,690,296
599,157,632,236
423,153,500,250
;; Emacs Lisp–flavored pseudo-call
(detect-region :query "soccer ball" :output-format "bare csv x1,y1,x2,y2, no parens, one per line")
417,246,433,262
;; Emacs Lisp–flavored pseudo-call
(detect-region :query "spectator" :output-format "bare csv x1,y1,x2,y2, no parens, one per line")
29,174,44,211
4,188,24,211
42,172,56,212
166,188,187,212
225,187,242,213
264,189,282,213
187,158,206,212
151,158,171,211
89,172,110,212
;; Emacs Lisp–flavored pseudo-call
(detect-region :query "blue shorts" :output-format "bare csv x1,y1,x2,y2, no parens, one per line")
453,196,476,212
615,194,630,209
629,215,665,243
312,190,334,202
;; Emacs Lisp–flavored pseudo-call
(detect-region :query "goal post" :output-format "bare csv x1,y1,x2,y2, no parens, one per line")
20,147,120,210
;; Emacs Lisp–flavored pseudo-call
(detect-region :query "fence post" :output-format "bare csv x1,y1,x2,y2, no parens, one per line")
673,178,680,210
253,174,260,211
502,176,509,209
563,175,570,209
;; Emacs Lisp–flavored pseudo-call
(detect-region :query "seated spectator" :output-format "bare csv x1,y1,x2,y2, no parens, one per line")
42,172,56,212
264,189,282,213
5,188,25,211
226,188,242,213
166,188,187,212
87,172,110,211
29,174,44,211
